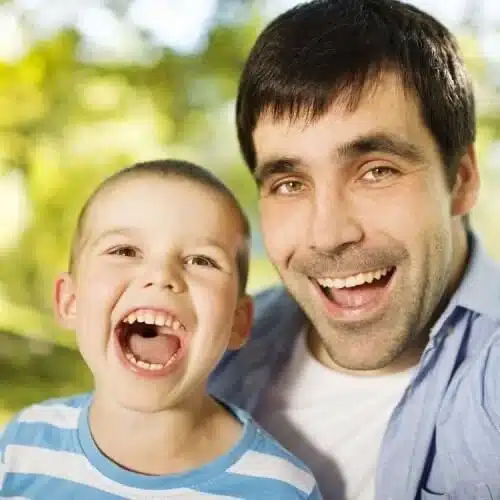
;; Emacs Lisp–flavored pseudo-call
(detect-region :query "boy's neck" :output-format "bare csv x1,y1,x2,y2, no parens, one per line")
88,392,242,476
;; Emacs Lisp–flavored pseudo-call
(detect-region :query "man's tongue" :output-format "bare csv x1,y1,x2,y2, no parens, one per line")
327,280,387,308
128,333,180,365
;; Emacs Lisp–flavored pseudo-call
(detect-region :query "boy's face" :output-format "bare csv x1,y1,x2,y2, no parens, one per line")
54,175,252,412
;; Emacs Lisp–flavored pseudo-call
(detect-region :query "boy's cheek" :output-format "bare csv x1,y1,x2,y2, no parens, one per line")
84,262,130,288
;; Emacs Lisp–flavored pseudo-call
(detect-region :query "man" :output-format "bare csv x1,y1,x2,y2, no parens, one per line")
210,1,500,499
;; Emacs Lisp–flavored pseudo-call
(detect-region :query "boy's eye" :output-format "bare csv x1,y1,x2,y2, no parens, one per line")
186,255,218,268
109,246,138,258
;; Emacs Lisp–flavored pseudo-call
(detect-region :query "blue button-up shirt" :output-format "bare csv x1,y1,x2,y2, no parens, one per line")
209,233,500,499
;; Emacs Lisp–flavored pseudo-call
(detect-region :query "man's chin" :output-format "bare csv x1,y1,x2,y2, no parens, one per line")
306,314,421,374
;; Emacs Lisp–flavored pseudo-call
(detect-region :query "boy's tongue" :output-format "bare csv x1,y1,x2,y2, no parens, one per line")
129,333,180,365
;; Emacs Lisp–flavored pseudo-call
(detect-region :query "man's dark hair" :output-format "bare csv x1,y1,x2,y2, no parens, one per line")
236,0,476,182
70,159,251,296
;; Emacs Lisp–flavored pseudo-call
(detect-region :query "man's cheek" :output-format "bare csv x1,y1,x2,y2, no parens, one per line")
262,208,301,255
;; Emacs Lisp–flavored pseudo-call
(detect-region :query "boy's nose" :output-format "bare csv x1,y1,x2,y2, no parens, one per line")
141,263,186,293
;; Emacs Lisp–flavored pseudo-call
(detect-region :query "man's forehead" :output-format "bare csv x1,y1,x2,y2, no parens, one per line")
253,81,420,148
253,71,414,130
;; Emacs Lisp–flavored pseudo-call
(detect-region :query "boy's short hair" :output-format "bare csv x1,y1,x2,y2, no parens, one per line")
70,159,251,296
236,0,476,184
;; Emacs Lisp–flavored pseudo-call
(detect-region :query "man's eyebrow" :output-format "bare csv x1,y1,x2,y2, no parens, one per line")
254,158,300,186
254,133,425,184
337,133,426,163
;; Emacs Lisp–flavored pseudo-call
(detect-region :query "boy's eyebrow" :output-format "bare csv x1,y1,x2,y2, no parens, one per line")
191,238,235,257
254,132,425,184
80,230,233,256
80,228,134,252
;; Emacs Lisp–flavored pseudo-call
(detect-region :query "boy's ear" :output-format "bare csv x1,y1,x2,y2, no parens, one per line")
228,295,253,351
451,144,480,217
53,272,77,330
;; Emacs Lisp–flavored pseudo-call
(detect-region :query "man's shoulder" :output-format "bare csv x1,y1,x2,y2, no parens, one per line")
430,327,500,489
451,326,500,407
209,287,306,412
252,285,290,312
252,285,305,336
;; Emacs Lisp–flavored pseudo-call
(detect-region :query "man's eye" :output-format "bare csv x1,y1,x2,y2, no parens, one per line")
186,255,218,268
109,246,138,258
272,180,304,195
361,166,398,182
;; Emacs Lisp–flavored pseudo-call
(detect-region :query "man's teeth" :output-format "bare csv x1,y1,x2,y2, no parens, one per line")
125,351,178,371
317,267,392,289
122,309,183,331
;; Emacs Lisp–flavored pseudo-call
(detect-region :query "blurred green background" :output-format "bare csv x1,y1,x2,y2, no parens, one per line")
0,0,499,424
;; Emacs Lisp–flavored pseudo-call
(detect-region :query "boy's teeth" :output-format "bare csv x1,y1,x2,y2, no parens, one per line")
122,309,183,330
125,351,169,371
317,267,392,289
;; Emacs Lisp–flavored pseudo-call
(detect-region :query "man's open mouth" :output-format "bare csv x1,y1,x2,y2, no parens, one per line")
316,266,396,309
115,309,187,373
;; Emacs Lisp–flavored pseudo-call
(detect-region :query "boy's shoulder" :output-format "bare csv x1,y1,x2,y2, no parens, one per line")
7,393,90,426
19,393,90,411
1,393,91,448
228,402,320,497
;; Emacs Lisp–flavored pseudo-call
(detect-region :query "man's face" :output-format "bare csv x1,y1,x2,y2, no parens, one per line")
253,74,478,372
55,176,251,412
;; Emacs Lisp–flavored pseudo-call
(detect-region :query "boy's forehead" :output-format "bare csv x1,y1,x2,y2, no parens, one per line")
81,175,244,246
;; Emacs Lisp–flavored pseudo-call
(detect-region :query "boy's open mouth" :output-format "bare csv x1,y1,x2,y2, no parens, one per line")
115,309,187,373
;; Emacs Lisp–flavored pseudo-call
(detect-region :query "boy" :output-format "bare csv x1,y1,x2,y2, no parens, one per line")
0,159,322,499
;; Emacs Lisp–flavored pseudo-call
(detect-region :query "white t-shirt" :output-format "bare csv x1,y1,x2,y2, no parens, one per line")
255,328,414,500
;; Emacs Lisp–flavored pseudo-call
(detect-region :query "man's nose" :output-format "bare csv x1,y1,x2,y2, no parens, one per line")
308,183,364,253
140,259,186,293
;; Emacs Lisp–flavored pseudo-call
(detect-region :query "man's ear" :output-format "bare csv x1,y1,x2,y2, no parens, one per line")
451,144,480,217
53,272,77,330
228,295,254,351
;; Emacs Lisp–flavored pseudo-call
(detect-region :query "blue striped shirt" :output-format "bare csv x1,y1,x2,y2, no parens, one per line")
0,394,322,499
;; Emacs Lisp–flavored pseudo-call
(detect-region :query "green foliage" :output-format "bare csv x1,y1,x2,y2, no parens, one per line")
0,0,271,416
0,331,91,424
0,5,260,319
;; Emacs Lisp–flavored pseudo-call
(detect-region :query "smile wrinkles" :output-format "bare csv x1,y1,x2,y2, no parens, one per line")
291,246,408,281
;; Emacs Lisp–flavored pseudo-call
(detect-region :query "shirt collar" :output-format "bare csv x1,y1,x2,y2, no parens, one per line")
451,231,500,320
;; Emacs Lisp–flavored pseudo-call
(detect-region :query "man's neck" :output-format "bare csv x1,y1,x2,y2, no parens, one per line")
308,329,424,377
